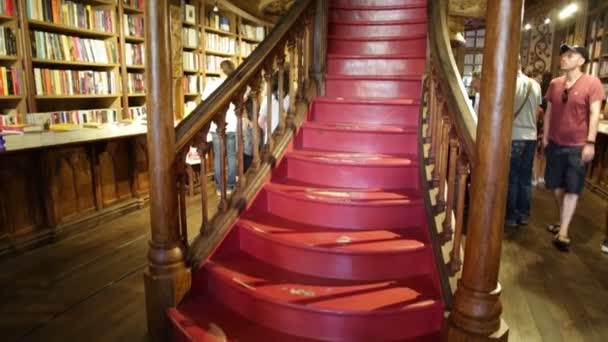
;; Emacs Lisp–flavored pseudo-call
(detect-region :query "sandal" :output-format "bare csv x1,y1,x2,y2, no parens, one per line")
552,234,571,252
546,223,560,234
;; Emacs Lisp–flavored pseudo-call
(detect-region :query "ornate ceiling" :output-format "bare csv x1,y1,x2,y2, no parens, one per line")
229,0,293,18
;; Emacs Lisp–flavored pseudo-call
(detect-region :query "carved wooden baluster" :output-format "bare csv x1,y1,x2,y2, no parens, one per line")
288,34,297,122
233,88,247,190
249,73,263,171
214,108,229,212
276,46,286,135
436,114,451,212
296,26,305,101
264,63,274,151
449,154,469,275
441,130,459,244
195,128,210,233
431,96,445,188
176,148,188,247
303,16,312,92
428,77,438,164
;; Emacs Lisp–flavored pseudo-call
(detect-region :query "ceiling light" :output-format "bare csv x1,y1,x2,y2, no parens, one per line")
524,23,532,30
213,1,219,12
558,3,578,20
544,18,551,24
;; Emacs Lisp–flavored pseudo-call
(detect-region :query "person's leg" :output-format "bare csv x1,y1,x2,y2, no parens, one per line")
211,132,220,191
506,141,524,226
516,140,537,224
544,142,566,230
557,147,586,239
225,132,237,190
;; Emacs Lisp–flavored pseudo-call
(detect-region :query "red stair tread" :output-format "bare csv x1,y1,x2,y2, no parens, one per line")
315,96,420,105
287,149,417,167
265,180,422,206
169,295,319,342
170,295,442,342
326,74,422,81
239,211,426,254
209,251,440,313
330,4,426,11
330,18,427,26
303,121,418,134
328,33,427,41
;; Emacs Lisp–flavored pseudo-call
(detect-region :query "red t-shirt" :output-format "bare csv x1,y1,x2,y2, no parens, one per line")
545,74,605,146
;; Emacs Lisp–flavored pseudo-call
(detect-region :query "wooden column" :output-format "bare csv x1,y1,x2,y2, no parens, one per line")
447,0,523,340
143,1,191,341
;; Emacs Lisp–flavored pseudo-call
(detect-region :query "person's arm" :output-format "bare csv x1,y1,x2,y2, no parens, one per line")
582,100,602,162
543,102,552,147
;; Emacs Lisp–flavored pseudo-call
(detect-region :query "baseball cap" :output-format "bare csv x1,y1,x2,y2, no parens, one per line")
559,44,589,63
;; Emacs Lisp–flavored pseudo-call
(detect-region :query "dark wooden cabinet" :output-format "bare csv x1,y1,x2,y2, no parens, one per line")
0,135,150,258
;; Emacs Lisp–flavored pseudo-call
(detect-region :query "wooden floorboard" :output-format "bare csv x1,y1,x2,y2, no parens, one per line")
1,186,607,342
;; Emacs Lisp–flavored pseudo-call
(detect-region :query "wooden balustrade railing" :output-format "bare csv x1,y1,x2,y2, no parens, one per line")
143,1,326,340
425,0,524,340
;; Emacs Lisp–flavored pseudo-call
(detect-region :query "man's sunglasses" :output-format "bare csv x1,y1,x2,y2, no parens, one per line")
562,88,569,103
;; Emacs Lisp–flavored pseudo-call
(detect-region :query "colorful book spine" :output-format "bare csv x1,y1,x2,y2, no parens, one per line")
26,0,115,32
30,30,117,63
33,68,117,96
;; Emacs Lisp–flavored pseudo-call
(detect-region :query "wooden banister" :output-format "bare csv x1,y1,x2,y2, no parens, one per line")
424,0,524,340
144,1,321,340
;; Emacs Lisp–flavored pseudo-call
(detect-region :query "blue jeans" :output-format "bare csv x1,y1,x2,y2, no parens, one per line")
506,140,537,225
211,132,237,191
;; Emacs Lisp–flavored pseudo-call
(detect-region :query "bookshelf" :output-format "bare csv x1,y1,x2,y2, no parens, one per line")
586,4,608,97
0,0,268,129
0,0,26,127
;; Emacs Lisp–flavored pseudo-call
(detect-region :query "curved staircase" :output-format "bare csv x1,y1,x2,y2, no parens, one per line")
168,0,445,340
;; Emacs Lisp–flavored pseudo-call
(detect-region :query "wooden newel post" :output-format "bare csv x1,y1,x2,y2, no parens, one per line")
447,0,523,340
144,1,191,341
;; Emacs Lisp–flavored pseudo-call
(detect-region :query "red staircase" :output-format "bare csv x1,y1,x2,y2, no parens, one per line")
168,1,445,340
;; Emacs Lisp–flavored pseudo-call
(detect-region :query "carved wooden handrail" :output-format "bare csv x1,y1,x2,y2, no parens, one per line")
143,0,326,340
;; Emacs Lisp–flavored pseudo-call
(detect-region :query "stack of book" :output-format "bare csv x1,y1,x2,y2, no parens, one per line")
0,27,17,56
128,105,146,121
123,0,144,10
183,51,198,70
125,43,144,65
183,27,198,48
241,24,264,41
26,108,120,126
0,66,21,95
33,68,117,96
240,41,257,57
206,13,230,32
127,73,144,94
124,14,144,37
26,0,115,32
30,31,118,63
0,0,15,16
183,75,199,93
205,33,235,54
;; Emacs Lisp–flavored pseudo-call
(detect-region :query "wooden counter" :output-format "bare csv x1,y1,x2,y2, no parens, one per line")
0,125,151,258
586,121,608,199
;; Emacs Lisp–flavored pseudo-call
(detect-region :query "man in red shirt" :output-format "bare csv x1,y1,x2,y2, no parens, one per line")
543,44,606,251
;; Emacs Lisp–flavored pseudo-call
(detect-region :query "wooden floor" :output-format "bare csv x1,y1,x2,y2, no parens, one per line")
0,186,607,342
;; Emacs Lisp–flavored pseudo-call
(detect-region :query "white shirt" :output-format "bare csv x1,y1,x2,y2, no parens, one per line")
512,71,541,141
203,77,238,138
258,95,290,140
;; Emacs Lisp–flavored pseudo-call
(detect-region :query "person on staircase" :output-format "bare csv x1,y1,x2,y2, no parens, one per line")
543,44,605,251
258,69,290,142
505,57,542,228
205,60,238,195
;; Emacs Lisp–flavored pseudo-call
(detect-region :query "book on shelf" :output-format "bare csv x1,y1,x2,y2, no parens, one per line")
600,60,608,77
26,0,115,32
123,0,144,10
26,108,120,128
183,4,196,25
33,68,118,96
0,0,15,16
594,43,602,59
183,75,200,93
0,27,17,56
183,27,198,48
592,61,600,77
0,66,21,95
128,105,146,121
205,55,233,72
205,33,235,54
206,12,230,32
127,72,144,94
125,42,144,65
240,24,265,41
240,41,258,58
183,51,199,70
30,31,118,64
124,13,144,37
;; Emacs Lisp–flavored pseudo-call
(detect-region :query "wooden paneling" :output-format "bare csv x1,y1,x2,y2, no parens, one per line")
0,152,43,238
0,136,150,258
